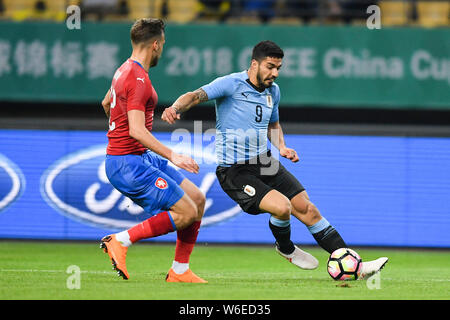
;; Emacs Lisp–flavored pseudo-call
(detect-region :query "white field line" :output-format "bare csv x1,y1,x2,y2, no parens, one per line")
0,268,117,275
0,269,449,282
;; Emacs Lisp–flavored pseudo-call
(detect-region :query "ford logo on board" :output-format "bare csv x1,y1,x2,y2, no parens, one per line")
0,154,25,213
41,142,242,230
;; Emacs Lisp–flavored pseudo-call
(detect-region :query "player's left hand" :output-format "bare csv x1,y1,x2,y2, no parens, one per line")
161,106,181,124
280,147,299,163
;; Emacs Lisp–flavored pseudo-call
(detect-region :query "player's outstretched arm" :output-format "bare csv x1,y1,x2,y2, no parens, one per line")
101,89,111,118
128,109,199,173
161,88,209,124
268,121,299,163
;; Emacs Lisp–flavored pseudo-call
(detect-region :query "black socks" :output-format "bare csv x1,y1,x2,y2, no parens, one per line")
312,225,347,254
270,216,347,255
269,220,295,255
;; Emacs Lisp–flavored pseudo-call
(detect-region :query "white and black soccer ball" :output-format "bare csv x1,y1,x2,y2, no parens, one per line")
327,248,363,281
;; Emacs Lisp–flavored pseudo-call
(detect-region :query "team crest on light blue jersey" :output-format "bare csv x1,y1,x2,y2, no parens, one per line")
266,94,273,108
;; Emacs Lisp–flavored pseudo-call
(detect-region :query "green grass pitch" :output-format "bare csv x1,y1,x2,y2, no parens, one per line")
0,240,448,300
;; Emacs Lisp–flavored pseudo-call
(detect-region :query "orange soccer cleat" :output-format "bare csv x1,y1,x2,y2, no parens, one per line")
165,268,208,283
100,234,130,280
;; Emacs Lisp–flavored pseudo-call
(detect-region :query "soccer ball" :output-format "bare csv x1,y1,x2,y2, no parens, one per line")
327,248,362,281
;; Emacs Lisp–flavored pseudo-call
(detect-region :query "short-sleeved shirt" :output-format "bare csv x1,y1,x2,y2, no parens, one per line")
106,59,158,155
202,70,280,166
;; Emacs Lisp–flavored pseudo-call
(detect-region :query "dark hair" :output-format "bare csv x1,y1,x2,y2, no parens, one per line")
130,18,165,45
251,41,284,61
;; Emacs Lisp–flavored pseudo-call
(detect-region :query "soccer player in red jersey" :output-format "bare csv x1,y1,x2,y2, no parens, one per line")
100,18,207,283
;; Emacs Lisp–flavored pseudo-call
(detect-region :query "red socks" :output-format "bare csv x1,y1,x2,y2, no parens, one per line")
127,211,201,264
128,211,175,243
174,220,201,263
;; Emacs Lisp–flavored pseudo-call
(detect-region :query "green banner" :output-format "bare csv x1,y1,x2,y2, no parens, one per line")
0,22,449,109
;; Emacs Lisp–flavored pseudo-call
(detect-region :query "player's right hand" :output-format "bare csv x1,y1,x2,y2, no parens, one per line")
170,152,199,174
161,106,180,124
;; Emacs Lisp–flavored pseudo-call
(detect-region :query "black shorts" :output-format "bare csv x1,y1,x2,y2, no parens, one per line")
215,152,305,215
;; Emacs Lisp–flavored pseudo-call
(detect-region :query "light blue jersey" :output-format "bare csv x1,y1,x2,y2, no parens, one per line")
202,70,280,166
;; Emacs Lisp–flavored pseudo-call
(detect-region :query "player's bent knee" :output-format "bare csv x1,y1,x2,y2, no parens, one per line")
179,180,205,218
175,207,197,229
193,191,206,212
170,195,198,229
196,193,206,219
273,200,291,220
183,201,198,225
305,202,321,220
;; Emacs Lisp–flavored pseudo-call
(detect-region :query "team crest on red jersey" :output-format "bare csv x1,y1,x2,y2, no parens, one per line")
155,177,168,190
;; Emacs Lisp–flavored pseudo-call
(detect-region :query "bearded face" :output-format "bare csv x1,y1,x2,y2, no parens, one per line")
255,56,282,88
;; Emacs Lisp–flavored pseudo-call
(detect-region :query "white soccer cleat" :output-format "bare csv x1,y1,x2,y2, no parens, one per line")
359,257,389,280
276,245,319,270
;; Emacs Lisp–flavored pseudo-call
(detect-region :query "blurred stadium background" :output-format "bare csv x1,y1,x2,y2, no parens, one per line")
0,0,449,249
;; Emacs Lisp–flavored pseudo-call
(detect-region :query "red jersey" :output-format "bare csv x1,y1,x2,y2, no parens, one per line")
106,59,158,155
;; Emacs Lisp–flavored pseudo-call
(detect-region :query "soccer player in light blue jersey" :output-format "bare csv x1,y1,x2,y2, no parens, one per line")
162,41,388,278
